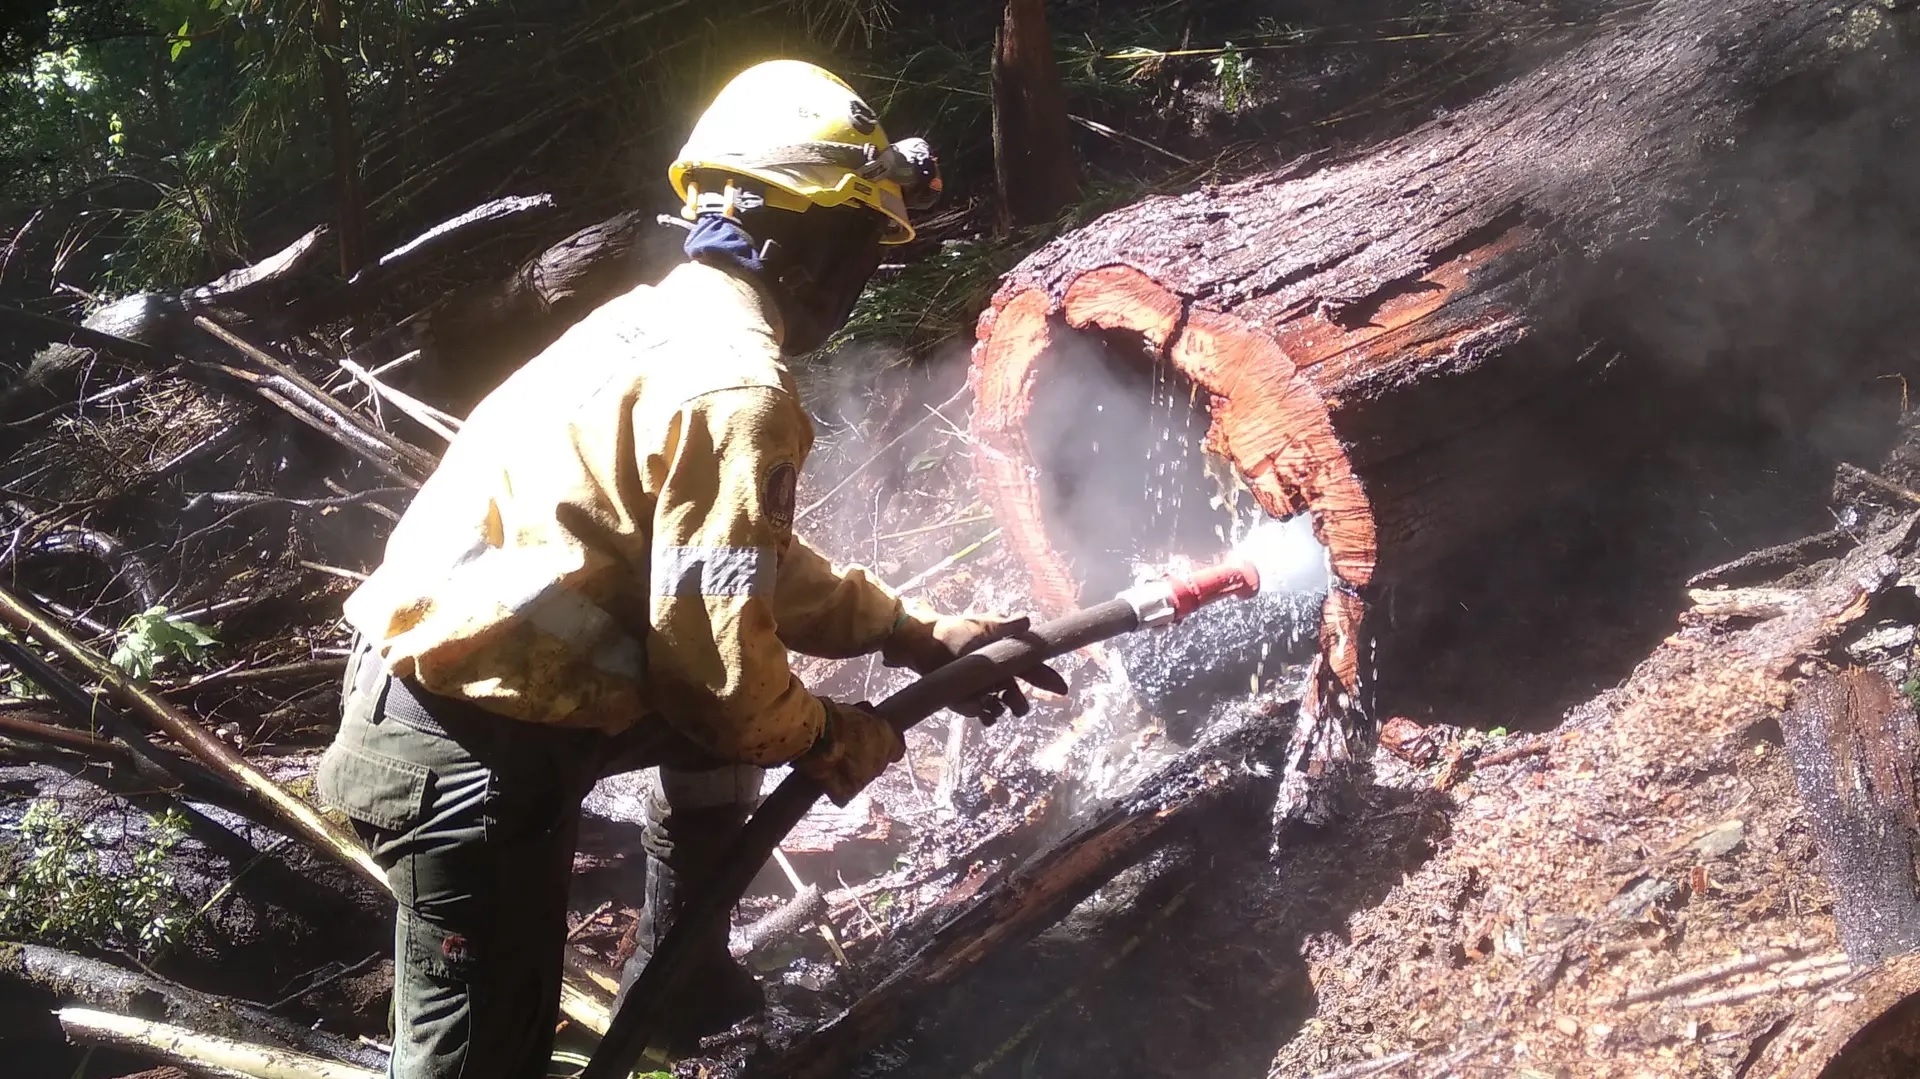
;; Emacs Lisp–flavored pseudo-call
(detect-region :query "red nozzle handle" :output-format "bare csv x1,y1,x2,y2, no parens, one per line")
1168,558,1260,621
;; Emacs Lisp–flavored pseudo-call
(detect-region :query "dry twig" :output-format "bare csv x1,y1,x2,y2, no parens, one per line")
1673,960,1851,1008
1612,947,1803,1006
1303,1051,1420,1079
798,384,970,523
338,357,462,442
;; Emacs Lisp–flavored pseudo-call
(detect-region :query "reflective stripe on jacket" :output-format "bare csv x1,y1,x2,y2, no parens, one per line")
341,260,904,764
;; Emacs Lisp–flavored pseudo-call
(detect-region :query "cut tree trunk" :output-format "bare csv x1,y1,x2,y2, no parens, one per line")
968,0,1920,722
992,0,1078,232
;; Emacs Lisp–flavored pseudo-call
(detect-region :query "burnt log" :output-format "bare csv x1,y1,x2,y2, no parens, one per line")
1780,669,1920,966
0,944,388,1071
750,708,1289,1078
382,209,685,408
968,0,1920,724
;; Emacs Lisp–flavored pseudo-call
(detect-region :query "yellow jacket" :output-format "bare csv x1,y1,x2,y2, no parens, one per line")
343,260,905,765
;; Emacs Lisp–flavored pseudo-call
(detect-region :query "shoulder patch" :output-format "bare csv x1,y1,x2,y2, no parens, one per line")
764,461,798,531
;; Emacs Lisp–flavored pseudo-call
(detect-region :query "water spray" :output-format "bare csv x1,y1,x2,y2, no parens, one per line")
583,522,1301,1076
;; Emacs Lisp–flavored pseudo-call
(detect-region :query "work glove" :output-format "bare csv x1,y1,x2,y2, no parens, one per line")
881,611,1069,724
794,700,905,806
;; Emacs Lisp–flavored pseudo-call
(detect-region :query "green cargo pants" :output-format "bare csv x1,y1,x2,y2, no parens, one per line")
317,640,762,1079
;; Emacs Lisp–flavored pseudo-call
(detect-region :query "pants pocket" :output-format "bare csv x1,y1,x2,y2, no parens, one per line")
318,740,430,833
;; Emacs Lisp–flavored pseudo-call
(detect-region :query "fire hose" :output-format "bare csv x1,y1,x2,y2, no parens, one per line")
580,550,1270,1077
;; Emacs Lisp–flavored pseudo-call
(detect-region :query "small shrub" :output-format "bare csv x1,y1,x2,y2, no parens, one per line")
0,799,189,958
109,606,219,680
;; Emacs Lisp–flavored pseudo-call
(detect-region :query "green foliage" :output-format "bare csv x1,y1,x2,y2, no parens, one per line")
0,799,189,958
1,670,46,700
831,234,1027,358
1901,674,1920,711
109,605,218,681
1210,42,1254,113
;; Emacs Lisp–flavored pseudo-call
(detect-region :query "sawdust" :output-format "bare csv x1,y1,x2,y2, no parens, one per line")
1268,515,1920,1078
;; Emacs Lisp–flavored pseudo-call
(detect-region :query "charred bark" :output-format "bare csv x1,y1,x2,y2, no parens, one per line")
971,0,1920,728
1780,669,1920,966
394,209,681,408
752,709,1289,1078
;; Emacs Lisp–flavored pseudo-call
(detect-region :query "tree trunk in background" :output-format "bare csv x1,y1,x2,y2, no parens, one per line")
969,0,1920,726
313,0,369,276
992,0,1078,232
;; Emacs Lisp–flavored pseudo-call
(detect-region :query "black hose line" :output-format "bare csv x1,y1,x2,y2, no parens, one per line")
582,598,1142,1078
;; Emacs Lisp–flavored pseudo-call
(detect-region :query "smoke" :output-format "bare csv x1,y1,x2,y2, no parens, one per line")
1011,321,1335,745
1025,324,1248,600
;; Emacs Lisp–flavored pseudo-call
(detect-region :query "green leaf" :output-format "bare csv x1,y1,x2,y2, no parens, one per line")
170,21,191,61
907,450,943,472
111,607,218,679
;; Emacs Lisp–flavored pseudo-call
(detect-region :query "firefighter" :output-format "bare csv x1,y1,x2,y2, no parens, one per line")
316,59,1062,1079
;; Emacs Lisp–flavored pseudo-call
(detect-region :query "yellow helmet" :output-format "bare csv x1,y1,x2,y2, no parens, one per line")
669,59,938,245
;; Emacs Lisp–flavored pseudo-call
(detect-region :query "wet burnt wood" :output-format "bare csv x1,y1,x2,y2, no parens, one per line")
748,709,1289,1079
1780,669,1920,967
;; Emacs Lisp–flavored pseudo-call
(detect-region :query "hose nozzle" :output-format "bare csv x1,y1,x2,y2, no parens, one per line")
1117,555,1262,628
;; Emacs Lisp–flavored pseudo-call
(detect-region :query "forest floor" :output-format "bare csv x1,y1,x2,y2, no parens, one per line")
741,366,1920,1079
3,330,1913,1079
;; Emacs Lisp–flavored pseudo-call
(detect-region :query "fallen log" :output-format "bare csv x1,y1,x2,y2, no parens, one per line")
392,208,683,408
57,1007,381,1079
750,708,1289,1078
0,945,387,1071
0,225,331,417
968,0,1920,723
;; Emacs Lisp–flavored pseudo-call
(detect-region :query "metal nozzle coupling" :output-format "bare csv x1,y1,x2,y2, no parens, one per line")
1117,557,1263,628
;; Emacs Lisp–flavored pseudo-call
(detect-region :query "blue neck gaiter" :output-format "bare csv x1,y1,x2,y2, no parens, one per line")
683,213,766,280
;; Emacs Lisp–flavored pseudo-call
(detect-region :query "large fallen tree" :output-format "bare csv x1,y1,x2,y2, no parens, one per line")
967,0,1920,743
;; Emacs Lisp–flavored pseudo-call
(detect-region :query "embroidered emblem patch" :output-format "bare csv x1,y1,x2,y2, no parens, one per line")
765,462,797,531
442,934,472,964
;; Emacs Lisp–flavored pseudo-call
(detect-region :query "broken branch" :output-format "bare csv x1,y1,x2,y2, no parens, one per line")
1611,947,1804,1007
337,357,461,442
57,1007,382,1079
1,945,387,1070
0,582,385,886
193,317,438,476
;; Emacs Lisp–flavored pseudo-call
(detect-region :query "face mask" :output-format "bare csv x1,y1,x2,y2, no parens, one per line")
743,204,889,356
